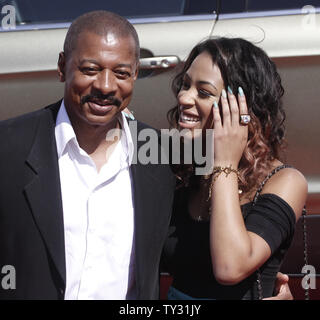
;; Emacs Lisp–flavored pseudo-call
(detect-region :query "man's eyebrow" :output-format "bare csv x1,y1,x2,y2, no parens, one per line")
79,59,99,65
117,63,133,68
79,60,133,69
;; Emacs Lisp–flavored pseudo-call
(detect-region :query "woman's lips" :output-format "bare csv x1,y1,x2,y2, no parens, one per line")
178,111,200,128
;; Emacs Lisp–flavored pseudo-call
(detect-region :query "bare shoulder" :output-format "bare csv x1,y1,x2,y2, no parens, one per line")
261,167,308,221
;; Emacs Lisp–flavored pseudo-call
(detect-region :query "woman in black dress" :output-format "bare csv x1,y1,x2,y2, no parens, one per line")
164,37,307,299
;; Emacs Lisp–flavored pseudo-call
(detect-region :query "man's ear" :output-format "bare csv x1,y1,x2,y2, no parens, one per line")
57,52,66,82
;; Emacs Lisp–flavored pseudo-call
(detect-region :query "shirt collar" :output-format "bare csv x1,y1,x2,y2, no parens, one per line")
120,111,134,167
55,100,77,158
55,100,134,166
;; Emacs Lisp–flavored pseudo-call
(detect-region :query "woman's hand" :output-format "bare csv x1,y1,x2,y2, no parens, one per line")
123,108,135,120
263,272,294,300
212,86,248,168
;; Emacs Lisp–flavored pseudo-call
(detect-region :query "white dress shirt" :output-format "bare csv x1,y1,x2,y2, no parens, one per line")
55,101,136,300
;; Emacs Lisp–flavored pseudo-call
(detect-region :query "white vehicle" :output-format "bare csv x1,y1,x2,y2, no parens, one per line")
1,0,319,298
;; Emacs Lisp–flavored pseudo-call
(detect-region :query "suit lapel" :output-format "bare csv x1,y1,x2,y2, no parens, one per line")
130,162,156,298
129,120,170,298
23,102,66,288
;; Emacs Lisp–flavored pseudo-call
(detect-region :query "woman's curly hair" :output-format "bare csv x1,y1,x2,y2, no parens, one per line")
167,37,286,193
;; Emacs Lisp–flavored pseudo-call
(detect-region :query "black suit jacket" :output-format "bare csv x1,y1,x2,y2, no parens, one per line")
0,101,176,300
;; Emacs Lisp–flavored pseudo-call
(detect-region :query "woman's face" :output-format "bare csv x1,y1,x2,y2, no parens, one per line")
177,51,224,137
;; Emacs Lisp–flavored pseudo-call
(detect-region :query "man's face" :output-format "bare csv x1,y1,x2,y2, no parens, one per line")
58,31,138,129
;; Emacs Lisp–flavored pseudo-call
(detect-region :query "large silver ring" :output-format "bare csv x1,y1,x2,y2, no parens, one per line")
240,114,251,125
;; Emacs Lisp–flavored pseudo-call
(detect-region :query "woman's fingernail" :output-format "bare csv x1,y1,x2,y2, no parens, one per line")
213,101,218,109
227,86,233,94
238,87,244,96
221,89,227,98
124,112,135,120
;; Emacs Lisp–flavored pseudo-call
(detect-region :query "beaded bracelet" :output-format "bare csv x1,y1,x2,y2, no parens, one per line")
207,165,240,201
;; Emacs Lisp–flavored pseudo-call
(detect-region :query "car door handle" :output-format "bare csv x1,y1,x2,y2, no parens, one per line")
139,56,180,69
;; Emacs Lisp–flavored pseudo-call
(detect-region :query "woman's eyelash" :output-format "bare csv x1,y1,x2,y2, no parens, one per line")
180,81,213,98
199,90,213,97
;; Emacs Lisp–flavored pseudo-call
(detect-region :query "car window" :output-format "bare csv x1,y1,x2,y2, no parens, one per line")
0,0,216,25
247,0,320,12
216,0,319,14
1,0,319,28
215,0,246,14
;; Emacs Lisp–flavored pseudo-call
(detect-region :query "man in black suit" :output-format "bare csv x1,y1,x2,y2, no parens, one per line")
0,10,175,299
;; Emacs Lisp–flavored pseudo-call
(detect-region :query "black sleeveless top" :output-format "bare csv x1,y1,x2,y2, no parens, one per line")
162,186,296,299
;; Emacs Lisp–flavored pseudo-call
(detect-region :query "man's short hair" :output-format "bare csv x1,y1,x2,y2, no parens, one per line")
63,10,140,61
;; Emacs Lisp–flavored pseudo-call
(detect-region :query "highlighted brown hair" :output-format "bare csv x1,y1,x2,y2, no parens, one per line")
167,37,286,193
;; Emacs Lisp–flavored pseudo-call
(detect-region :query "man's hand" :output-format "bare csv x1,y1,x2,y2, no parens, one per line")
263,272,293,300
